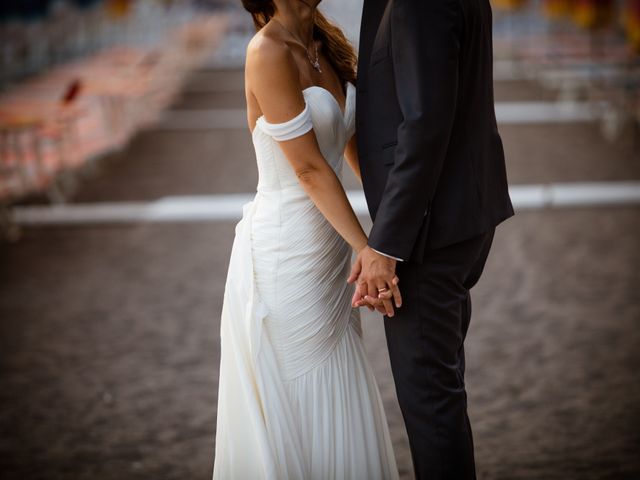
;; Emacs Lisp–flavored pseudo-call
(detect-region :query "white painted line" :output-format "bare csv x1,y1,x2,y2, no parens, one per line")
494,101,603,124
346,190,369,214
511,182,640,209
10,182,640,226
11,194,255,225
151,101,604,131
508,184,550,209
549,182,640,207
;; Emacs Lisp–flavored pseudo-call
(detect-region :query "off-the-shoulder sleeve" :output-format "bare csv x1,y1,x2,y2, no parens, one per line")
256,103,313,141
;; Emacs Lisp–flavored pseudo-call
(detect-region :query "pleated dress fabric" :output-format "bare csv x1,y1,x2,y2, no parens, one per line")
213,83,399,480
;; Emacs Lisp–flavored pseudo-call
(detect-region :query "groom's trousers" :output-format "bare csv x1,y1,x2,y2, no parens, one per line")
384,227,495,480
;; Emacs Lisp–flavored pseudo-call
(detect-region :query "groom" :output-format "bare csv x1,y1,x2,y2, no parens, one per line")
349,0,514,478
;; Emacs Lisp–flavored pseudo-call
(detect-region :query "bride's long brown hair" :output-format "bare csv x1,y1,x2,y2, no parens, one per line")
241,0,357,85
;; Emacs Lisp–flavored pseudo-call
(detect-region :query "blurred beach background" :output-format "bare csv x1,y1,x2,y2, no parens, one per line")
0,0,639,478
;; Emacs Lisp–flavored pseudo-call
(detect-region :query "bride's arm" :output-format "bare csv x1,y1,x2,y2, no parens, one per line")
247,35,368,254
344,136,361,182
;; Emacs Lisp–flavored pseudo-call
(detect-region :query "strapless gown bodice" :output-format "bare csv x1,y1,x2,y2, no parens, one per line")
252,83,356,192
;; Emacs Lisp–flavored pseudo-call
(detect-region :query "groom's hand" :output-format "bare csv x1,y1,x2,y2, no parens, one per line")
348,247,402,317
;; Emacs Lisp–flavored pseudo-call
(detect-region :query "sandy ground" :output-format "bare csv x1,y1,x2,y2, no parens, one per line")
1,8,640,480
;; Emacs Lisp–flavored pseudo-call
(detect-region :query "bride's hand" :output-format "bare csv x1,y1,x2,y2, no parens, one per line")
350,256,376,312
351,281,374,312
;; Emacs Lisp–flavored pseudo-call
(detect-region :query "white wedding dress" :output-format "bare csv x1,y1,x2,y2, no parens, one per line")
213,82,398,480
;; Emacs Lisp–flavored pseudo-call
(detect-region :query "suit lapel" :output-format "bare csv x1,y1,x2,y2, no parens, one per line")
357,0,389,86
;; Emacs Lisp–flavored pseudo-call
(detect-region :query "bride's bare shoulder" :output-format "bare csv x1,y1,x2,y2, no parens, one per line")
246,28,297,82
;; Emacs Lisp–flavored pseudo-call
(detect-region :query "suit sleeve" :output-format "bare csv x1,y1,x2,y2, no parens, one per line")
367,0,462,260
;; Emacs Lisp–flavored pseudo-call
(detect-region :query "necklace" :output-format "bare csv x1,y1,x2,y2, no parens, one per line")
273,18,322,74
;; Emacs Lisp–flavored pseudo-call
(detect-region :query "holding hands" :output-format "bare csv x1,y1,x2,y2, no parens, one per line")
348,246,402,317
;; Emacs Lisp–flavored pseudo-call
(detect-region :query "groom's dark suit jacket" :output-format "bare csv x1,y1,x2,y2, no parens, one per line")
357,0,514,262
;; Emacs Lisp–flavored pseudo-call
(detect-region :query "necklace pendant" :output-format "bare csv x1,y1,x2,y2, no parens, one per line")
311,42,322,73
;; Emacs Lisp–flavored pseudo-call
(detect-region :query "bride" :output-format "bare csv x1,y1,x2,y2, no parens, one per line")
213,0,399,478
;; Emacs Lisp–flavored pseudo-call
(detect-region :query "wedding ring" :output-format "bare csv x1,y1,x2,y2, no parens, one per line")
378,287,389,293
